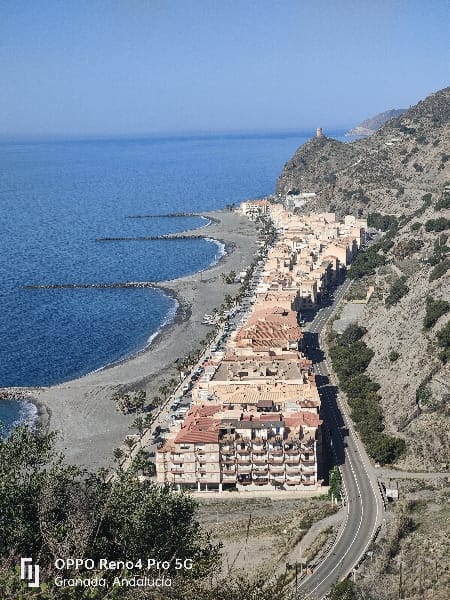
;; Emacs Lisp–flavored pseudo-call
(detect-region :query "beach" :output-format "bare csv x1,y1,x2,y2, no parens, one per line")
24,210,259,469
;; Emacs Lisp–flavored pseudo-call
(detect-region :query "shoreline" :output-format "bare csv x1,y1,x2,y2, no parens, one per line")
4,209,259,469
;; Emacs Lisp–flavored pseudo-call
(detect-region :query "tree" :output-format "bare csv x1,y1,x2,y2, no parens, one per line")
329,579,357,600
0,425,220,598
423,296,450,329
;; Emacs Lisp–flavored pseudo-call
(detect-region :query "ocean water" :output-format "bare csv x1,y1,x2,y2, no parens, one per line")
0,131,334,431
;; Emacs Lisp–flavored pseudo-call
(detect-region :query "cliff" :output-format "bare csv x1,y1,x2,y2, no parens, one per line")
345,108,407,136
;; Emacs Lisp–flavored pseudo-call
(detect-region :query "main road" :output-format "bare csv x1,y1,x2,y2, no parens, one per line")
297,279,384,599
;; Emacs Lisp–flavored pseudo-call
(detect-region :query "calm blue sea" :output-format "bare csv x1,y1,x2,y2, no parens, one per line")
0,131,342,432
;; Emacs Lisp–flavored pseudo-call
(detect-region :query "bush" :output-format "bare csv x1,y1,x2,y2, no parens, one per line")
336,324,367,346
329,579,357,600
368,213,398,231
429,258,450,281
389,350,400,362
329,341,374,379
341,374,380,399
366,432,406,464
435,193,450,211
416,383,432,405
437,320,450,362
425,217,450,232
411,221,422,231
424,296,450,329
393,238,423,258
385,276,409,307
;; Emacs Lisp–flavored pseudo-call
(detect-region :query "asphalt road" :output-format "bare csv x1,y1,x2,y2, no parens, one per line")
297,279,383,599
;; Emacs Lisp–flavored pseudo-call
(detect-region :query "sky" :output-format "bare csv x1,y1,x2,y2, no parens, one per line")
1,0,449,137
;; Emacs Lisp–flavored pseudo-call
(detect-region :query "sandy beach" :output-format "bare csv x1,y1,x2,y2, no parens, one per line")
24,210,259,470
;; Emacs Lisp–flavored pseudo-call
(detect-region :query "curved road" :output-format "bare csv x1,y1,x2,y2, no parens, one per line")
297,279,384,599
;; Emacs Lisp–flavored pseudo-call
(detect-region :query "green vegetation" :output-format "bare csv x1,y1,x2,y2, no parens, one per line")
423,296,450,329
328,466,342,501
416,382,432,405
428,234,449,265
437,320,450,363
410,221,422,231
0,427,302,600
429,258,450,281
388,350,400,362
393,238,423,258
329,579,357,600
385,276,409,307
435,193,450,210
425,217,450,232
367,212,398,231
328,325,405,465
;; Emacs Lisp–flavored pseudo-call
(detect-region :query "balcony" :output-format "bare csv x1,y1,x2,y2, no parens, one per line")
236,447,251,455
285,476,301,485
171,468,184,474
222,473,236,481
268,449,283,457
220,448,235,456
252,456,267,465
222,466,236,475
269,465,284,473
252,447,267,455
284,447,300,455
268,457,284,465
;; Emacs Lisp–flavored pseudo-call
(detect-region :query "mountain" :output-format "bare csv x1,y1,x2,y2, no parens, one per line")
276,87,450,598
276,85,450,469
345,108,407,136
277,86,450,216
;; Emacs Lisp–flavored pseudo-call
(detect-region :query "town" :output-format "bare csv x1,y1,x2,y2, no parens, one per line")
156,201,367,492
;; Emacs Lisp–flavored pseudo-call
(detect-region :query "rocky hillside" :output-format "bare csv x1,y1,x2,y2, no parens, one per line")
278,86,450,472
345,108,406,136
277,86,450,217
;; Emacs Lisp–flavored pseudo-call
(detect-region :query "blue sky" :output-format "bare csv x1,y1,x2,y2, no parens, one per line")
1,0,449,137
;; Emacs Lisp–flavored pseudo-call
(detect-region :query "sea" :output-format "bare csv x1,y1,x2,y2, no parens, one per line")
0,130,344,433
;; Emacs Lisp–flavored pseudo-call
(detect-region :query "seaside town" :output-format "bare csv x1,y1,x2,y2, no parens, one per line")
155,200,367,492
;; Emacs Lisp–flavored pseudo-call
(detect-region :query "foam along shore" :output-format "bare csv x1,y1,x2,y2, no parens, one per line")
16,210,259,470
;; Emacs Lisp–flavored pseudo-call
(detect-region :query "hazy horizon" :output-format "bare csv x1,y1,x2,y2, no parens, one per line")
1,0,449,137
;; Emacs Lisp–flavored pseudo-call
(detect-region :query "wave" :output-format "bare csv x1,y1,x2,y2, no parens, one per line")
205,237,227,267
146,297,179,346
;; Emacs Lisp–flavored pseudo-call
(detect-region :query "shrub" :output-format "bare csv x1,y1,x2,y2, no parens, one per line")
366,432,406,464
336,324,367,346
389,350,400,362
437,320,450,362
429,258,450,281
341,374,380,399
423,296,450,329
385,276,409,307
393,238,423,258
329,341,374,379
416,383,432,405
367,213,398,231
425,217,450,232
435,193,450,211
411,222,422,231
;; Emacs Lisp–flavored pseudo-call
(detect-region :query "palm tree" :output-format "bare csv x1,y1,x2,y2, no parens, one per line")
130,416,145,448
133,390,146,413
159,384,170,400
113,447,124,463
124,437,135,457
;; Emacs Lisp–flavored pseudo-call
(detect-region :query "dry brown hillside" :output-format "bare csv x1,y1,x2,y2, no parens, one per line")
278,87,450,470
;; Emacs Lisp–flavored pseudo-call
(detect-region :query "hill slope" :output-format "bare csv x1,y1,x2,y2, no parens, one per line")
278,86,450,471
345,108,407,136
